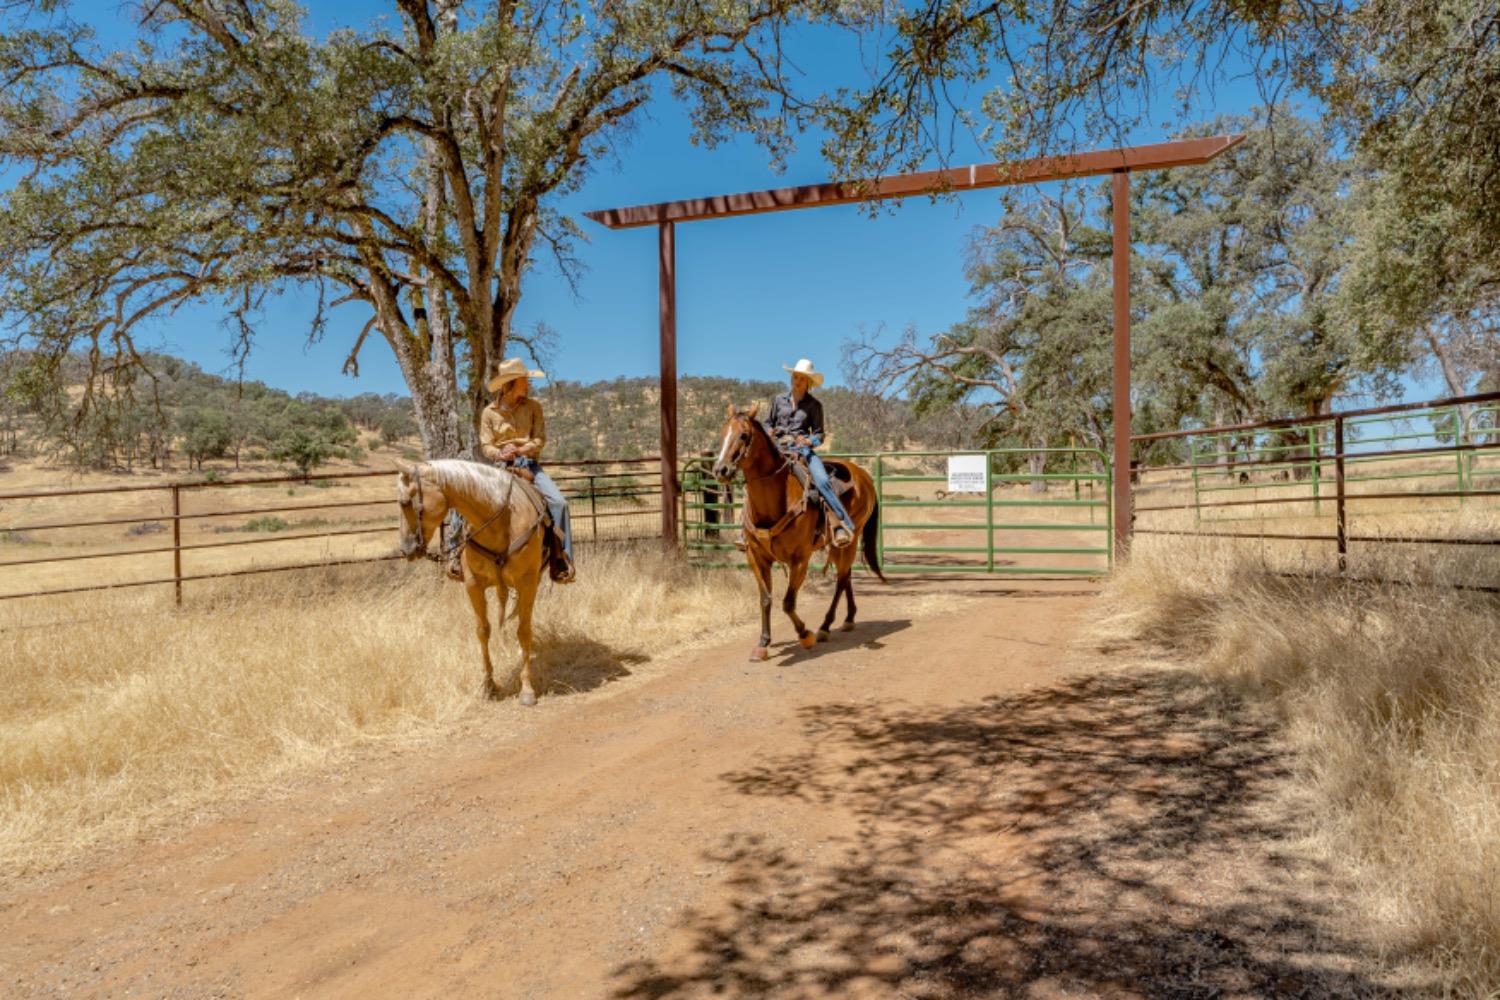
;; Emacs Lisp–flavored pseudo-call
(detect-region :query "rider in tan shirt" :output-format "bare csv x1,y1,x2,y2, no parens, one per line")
479,396,545,463
475,359,574,583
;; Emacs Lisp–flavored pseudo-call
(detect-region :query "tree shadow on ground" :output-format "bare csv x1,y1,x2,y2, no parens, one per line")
612,669,1419,999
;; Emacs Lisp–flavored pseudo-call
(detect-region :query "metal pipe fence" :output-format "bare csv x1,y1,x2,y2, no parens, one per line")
680,447,1113,577
1131,392,1500,583
0,457,665,604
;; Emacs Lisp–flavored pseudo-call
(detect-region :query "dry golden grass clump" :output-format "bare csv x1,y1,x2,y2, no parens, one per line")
1098,537,1500,996
0,546,755,875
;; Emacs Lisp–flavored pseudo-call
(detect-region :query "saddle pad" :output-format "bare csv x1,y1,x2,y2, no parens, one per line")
822,460,855,498
512,476,550,521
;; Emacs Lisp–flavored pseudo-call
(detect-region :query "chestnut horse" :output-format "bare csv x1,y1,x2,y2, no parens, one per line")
711,404,885,660
395,459,549,704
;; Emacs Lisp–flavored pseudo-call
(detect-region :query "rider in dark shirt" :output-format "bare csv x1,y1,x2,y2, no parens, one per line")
768,359,855,547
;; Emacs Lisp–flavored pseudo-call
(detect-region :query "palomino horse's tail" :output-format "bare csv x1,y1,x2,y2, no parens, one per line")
862,498,887,582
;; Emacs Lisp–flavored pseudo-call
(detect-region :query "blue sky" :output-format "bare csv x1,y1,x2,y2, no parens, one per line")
10,2,1443,401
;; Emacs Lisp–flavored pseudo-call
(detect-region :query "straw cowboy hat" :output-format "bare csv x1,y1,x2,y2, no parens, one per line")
782,358,825,388
487,357,547,393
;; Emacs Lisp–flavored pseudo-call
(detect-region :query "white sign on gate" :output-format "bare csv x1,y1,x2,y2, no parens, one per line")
946,454,988,494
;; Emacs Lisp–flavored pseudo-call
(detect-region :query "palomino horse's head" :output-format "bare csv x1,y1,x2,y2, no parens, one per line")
712,402,764,483
395,461,451,561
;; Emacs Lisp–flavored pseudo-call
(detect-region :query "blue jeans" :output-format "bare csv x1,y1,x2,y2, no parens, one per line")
512,458,573,560
797,447,854,533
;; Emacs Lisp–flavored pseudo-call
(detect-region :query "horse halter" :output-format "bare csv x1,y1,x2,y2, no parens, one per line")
400,466,442,561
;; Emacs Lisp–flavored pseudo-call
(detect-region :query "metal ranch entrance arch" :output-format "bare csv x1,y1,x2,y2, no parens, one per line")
584,134,1245,559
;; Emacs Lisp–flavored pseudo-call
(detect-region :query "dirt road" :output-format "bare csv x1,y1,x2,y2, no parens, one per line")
1,579,1406,998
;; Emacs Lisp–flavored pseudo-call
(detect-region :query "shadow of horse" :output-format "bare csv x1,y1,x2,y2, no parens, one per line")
489,631,647,699
611,668,1423,999
771,617,913,664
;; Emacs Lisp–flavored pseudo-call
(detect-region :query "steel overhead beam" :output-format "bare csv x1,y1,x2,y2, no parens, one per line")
584,135,1245,229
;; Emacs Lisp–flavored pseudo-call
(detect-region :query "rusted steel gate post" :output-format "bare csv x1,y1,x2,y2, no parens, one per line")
171,483,183,605
1334,415,1347,573
659,221,680,550
1111,169,1132,559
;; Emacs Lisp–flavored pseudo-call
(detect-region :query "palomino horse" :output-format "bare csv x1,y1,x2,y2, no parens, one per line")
711,404,885,660
395,459,549,704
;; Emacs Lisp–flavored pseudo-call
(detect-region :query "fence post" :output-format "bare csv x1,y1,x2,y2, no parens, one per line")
874,453,885,571
171,483,183,606
985,452,995,574
588,474,598,542
1308,424,1322,515
1334,415,1347,574
1454,406,1467,502
1190,437,1202,527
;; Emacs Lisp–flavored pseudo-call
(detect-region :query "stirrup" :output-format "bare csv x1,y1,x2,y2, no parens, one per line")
832,524,854,548
550,553,576,584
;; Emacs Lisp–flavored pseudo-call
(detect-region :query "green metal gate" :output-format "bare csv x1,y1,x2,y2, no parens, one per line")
681,447,1112,577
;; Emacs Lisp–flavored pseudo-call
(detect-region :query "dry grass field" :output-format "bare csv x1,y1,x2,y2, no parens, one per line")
1098,537,1500,995
0,545,756,876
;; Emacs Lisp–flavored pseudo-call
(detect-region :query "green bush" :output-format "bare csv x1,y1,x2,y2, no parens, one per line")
243,516,289,533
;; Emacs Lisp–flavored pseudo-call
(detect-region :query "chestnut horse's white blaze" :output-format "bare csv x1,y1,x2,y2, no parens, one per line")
396,459,549,704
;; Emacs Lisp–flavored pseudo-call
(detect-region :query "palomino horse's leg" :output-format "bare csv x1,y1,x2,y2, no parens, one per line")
748,548,774,661
512,563,541,706
783,559,815,650
464,579,499,700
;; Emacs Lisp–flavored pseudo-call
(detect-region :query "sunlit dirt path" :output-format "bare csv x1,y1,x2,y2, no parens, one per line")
0,578,1410,999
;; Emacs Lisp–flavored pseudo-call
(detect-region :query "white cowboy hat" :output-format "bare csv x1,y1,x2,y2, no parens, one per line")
782,358,824,388
487,357,547,393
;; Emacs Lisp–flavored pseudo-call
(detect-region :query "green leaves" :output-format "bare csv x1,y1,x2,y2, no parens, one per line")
1,0,842,456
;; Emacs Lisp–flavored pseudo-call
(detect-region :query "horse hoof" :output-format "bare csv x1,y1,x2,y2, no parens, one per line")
750,647,769,661
483,680,502,701
840,622,856,632
816,630,830,643
519,690,537,707
798,633,816,649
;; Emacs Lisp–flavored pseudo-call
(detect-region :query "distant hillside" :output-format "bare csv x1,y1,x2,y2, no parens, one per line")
537,375,975,460
0,351,979,471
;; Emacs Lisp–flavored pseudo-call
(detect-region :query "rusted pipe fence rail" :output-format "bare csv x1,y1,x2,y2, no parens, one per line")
1130,391,1500,584
0,457,665,605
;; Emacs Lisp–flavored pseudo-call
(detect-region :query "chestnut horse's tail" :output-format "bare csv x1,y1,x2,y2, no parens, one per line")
862,497,887,583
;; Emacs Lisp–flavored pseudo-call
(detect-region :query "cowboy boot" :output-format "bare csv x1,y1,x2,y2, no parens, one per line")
547,528,576,583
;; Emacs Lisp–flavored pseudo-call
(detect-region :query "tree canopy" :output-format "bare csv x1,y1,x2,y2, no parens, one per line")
0,0,857,457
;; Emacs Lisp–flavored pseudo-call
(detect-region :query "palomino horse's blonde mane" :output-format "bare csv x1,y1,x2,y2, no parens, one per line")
423,459,516,509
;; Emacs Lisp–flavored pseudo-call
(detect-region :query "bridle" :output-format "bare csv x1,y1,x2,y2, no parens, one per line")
399,466,443,562
400,464,533,567
722,416,791,484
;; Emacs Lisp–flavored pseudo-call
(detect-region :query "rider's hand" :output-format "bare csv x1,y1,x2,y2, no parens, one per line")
497,444,517,462
794,435,810,448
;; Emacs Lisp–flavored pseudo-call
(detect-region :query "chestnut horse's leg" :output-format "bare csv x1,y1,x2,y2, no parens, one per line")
783,558,815,649
817,569,851,641
512,555,541,706
465,577,499,700
748,547,774,661
838,543,858,631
